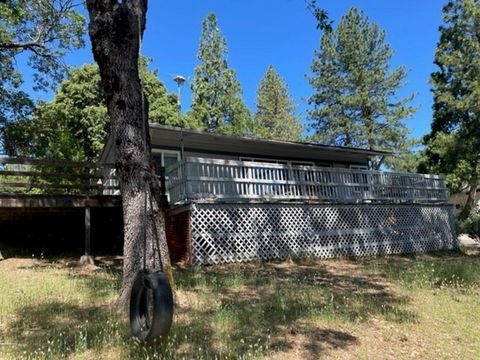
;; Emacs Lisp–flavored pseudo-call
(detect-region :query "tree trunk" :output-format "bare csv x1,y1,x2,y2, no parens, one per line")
0,249,4,261
86,0,173,312
461,177,478,219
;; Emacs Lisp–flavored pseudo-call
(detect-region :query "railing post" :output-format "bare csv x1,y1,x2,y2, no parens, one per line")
158,167,168,208
367,171,374,200
300,168,307,198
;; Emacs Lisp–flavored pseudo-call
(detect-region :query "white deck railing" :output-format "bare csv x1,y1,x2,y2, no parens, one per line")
165,157,448,205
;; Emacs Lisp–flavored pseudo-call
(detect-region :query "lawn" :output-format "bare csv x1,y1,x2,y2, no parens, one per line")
1,249,480,359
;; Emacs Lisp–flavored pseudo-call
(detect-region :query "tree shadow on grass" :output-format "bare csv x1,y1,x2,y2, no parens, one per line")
164,259,416,359
3,257,418,359
2,301,119,358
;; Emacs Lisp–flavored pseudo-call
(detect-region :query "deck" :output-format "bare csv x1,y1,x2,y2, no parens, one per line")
0,157,121,258
165,157,448,205
0,157,120,204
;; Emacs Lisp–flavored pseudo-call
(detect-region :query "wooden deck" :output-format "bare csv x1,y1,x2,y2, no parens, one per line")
0,156,120,206
166,157,449,205
0,157,121,259
0,194,121,208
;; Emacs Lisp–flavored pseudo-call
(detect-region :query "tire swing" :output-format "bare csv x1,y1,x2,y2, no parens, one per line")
129,182,174,343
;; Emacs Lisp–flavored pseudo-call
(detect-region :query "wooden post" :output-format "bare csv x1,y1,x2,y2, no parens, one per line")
80,205,94,265
85,206,91,255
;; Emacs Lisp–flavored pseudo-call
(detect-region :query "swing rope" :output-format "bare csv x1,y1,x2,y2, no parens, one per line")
137,8,163,274
141,178,164,273
129,7,173,344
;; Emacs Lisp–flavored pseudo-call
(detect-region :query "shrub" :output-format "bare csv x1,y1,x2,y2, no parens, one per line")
456,206,480,238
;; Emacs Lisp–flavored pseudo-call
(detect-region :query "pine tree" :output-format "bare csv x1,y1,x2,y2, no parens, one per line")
307,7,415,168
189,13,250,134
254,65,303,141
423,0,480,214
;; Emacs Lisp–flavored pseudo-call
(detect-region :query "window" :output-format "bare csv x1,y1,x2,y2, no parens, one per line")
350,164,369,170
240,157,287,165
291,161,314,167
152,149,180,174
315,162,333,168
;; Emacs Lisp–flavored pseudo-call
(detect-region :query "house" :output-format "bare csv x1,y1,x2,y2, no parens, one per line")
100,124,457,265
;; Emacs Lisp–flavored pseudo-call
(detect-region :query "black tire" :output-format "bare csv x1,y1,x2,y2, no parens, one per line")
129,269,174,343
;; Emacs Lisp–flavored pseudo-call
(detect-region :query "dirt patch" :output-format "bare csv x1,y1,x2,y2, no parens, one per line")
0,257,43,270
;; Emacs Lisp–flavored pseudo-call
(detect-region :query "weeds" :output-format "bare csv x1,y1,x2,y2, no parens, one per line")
1,250,480,359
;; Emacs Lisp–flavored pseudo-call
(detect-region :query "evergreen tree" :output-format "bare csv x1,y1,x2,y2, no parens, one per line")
307,7,415,168
387,138,425,173
423,0,480,214
254,65,303,141
5,60,179,161
189,13,250,134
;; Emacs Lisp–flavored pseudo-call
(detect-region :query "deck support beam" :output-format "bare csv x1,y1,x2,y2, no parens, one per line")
79,206,94,265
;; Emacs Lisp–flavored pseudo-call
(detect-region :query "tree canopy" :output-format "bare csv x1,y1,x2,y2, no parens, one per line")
307,7,415,168
5,59,179,161
0,0,85,152
422,0,480,211
188,13,251,135
254,65,303,141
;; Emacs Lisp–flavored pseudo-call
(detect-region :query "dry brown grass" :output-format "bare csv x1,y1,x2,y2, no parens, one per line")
1,249,480,359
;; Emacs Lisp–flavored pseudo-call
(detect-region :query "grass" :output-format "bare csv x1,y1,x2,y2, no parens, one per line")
1,249,480,359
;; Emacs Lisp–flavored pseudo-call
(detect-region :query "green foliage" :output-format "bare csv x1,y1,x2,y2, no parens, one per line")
5,60,179,161
254,65,303,141
423,0,480,195
423,132,477,192
189,13,251,134
138,57,184,127
0,0,85,151
305,0,332,32
385,138,425,173
5,64,106,161
307,7,415,167
456,207,480,238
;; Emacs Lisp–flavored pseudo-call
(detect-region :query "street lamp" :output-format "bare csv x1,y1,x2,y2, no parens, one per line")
172,75,186,159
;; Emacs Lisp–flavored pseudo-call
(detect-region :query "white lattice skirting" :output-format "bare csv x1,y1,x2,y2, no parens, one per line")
190,204,457,265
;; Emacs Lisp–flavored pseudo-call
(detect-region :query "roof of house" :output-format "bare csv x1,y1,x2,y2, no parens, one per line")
100,124,391,165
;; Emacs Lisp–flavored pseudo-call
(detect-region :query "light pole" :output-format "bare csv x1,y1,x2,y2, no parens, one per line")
173,75,186,159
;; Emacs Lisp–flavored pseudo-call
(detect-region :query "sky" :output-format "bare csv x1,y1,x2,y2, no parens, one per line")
22,0,447,140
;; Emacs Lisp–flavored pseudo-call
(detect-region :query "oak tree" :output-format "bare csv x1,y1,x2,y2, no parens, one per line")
0,0,85,152
5,60,179,161
86,0,173,311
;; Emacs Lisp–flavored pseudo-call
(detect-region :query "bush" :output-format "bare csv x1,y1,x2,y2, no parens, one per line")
456,207,480,238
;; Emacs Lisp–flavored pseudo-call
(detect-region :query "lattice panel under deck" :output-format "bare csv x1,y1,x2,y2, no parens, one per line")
190,204,457,265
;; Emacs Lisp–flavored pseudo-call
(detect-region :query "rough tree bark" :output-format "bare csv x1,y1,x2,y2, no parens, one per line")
86,0,173,312
462,176,478,218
